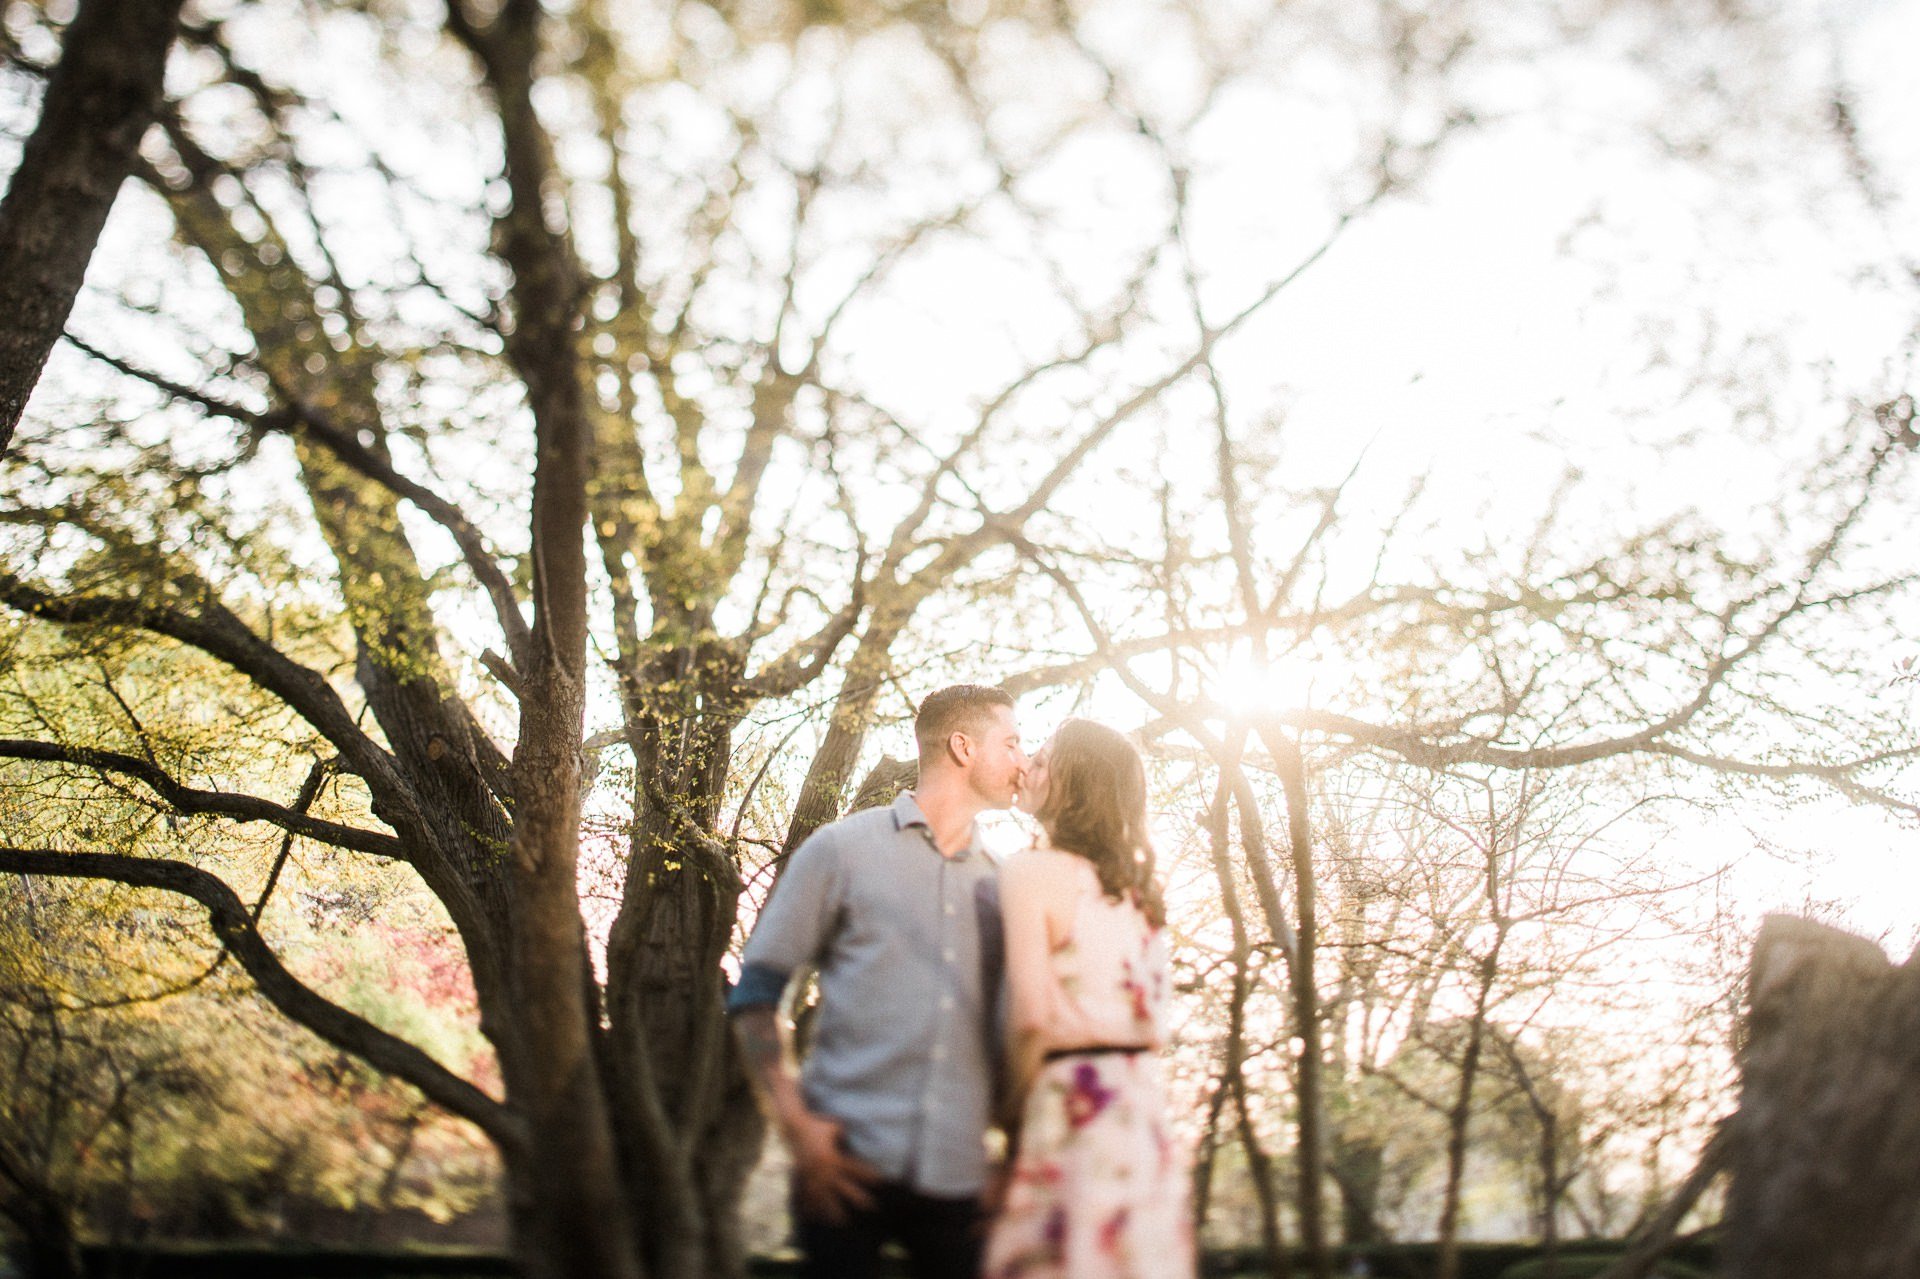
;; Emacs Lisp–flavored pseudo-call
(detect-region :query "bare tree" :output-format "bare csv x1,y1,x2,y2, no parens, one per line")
1011,373,1915,1264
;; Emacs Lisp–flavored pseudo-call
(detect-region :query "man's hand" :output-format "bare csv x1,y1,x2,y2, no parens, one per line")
734,1004,881,1223
785,1107,882,1225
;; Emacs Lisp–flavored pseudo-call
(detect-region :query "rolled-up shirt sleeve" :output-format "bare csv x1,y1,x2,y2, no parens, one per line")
726,831,841,1014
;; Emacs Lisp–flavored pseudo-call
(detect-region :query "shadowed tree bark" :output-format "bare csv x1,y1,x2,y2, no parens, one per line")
0,0,184,455
1721,916,1920,1279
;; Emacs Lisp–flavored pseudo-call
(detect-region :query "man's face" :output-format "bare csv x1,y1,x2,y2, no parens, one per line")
957,704,1027,810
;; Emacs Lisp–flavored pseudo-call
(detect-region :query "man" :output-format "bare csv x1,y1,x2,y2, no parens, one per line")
729,684,1027,1279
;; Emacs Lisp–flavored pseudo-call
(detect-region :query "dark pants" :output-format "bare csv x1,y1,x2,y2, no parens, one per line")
794,1180,985,1279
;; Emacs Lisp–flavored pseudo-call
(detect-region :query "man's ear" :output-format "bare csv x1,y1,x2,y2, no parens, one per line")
947,731,971,768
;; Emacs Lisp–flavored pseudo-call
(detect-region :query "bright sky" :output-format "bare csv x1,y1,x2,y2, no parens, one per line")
873,0,1920,955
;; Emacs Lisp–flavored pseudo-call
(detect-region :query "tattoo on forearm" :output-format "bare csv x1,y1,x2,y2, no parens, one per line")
737,1011,785,1078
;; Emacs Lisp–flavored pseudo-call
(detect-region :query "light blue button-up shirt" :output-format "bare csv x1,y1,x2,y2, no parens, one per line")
730,792,1002,1196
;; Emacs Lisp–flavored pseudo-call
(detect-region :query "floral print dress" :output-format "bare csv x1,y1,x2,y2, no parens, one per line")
983,860,1195,1279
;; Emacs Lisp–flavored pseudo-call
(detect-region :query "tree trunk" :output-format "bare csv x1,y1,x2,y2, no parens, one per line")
605,805,765,1279
458,0,648,1265
1266,730,1331,1279
0,0,184,453
1721,915,1920,1279
499,735,642,1279
1537,1110,1561,1279
1435,949,1498,1279
1205,771,1289,1277
147,86,645,1275
781,616,903,854
1190,1070,1229,1229
1327,1131,1389,1246
0,1180,84,1279
1232,1059,1288,1279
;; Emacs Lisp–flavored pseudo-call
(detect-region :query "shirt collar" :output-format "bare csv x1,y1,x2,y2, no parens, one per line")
892,791,985,862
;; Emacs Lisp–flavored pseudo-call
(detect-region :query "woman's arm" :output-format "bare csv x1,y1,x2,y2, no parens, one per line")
999,851,1072,1128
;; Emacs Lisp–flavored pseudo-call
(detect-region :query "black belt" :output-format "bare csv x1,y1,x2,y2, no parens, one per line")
1043,1044,1151,1062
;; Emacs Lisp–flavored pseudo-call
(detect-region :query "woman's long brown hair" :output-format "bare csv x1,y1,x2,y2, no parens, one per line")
1034,718,1167,928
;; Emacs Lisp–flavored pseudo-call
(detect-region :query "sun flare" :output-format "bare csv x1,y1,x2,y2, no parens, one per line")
1207,644,1327,719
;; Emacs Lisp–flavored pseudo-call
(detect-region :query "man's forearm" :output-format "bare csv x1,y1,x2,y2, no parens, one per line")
737,1006,883,1221
732,1006,809,1138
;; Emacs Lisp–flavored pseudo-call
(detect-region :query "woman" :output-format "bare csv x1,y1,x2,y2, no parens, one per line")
983,719,1194,1279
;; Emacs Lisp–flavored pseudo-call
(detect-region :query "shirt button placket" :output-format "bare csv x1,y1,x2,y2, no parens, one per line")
928,854,953,1185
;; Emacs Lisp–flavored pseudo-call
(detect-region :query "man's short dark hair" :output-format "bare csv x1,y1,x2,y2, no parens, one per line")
914,684,1015,762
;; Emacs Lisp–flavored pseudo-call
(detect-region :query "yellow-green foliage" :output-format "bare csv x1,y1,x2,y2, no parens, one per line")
0,616,497,1236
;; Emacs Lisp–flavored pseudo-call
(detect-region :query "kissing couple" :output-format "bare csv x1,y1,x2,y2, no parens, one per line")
729,684,1196,1279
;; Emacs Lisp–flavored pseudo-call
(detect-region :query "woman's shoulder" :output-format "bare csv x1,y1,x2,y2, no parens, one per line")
1002,845,1096,886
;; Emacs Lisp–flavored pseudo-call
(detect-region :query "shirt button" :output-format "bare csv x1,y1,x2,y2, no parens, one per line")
940,996,955,1011
932,1043,947,1061
945,904,957,917
943,948,956,961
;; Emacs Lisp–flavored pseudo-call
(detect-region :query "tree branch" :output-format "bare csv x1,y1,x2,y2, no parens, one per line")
1649,742,1920,817
63,334,533,666
0,846,522,1148
0,0,185,454
0,570,417,820
1592,1122,1731,1279
0,739,403,858
740,582,865,698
